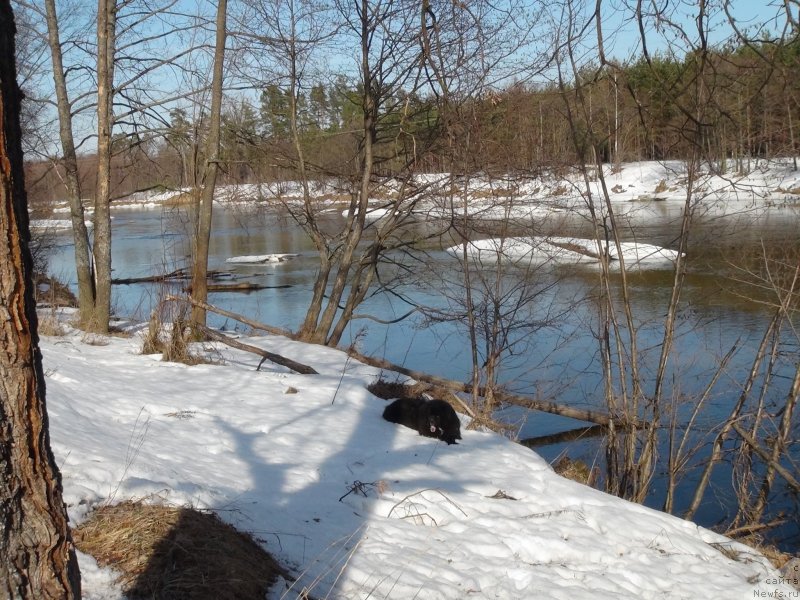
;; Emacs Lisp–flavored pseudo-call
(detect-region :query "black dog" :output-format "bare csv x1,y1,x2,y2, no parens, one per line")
382,397,461,445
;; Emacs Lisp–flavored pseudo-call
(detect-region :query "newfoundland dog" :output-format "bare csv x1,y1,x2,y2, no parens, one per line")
382,397,461,445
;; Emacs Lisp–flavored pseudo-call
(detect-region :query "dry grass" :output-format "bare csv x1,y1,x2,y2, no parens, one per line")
34,273,78,307
141,309,212,366
654,179,668,193
553,455,599,487
38,312,66,336
74,501,286,600
733,534,795,571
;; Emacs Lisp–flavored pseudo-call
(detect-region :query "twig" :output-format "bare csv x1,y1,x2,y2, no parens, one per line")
725,517,788,538
387,488,469,521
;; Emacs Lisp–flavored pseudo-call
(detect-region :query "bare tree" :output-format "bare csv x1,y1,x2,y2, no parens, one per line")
235,0,443,346
551,0,714,502
0,2,80,595
233,0,339,340
42,0,95,329
21,0,213,332
189,0,227,328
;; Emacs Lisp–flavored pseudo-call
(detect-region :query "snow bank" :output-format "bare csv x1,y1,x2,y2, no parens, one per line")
30,219,93,231
447,236,682,269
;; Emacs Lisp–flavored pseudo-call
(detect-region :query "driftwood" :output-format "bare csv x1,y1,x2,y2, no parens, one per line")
207,282,292,292
113,268,190,285
168,296,613,425
193,324,317,375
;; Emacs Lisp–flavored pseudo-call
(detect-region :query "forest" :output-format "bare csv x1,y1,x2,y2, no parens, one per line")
22,38,800,202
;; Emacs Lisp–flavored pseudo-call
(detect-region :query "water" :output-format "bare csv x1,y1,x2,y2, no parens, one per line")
45,202,800,549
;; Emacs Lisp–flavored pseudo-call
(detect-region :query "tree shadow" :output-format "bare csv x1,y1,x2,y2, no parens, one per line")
199,377,471,598
92,345,474,599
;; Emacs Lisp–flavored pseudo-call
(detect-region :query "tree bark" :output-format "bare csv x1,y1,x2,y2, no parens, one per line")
0,4,81,595
190,0,226,329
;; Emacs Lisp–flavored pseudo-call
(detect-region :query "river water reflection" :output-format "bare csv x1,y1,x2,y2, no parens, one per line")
46,202,800,548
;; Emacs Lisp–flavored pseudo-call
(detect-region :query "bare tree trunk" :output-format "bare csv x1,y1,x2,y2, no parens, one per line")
284,0,331,340
43,0,96,329
0,5,80,594
93,0,117,334
190,0,226,328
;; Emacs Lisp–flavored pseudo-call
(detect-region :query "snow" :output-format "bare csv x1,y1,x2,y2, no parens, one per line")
226,253,299,264
447,236,683,269
40,314,793,599
341,206,393,221
30,218,93,230
40,159,800,234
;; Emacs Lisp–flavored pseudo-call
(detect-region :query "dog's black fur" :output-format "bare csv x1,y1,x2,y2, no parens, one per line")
382,397,461,445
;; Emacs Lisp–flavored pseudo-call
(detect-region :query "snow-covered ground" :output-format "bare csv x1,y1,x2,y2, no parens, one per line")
38,158,800,219
42,315,795,599
30,218,93,231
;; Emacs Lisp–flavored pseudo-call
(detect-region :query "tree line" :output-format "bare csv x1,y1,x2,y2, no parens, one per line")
23,36,800,205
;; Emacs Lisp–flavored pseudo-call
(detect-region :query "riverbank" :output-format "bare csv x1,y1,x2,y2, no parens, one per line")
43,312,796,599
38,158,800,222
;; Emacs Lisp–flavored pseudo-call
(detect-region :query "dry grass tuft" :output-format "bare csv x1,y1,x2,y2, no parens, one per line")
654,178,668,193
141,307,212,366
38,312,66,336
733,534,795,571
74,501,286,600
34,273,78,307
553,455,599,487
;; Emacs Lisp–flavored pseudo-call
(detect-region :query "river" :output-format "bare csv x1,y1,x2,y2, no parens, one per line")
45,200,800,550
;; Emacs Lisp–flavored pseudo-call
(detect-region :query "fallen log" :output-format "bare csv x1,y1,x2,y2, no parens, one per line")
207,282,292,292
193,324,317,375
346,349,612,426
168,295,613,426
166,296,296,338
520,424,607,448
